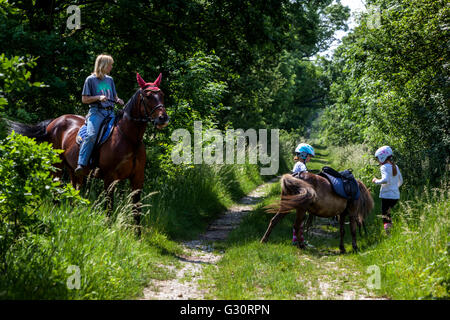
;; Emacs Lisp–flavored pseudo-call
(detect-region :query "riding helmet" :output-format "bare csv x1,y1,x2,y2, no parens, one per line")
295,143,315,160
375,146,393,163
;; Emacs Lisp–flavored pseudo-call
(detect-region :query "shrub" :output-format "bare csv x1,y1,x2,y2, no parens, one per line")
0,131,87,272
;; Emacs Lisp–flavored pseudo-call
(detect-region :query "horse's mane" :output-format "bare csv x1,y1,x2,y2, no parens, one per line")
115,89,140,124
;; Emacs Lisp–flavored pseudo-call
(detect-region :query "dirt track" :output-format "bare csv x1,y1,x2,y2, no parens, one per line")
141,176,387,300
141,179,278,300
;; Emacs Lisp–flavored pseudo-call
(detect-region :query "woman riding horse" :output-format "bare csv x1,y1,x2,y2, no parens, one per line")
76,54,124,176
8,67,169,233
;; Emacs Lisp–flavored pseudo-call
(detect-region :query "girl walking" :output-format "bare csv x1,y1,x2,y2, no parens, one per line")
372,146,403,234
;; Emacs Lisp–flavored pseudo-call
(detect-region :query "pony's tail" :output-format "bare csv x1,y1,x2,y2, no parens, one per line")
348,180,374,225
266,174,317,214
5,119,53,143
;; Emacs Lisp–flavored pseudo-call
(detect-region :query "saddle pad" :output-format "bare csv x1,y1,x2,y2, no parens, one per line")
76,116,115,146
321,171,360,201
321,171,348,199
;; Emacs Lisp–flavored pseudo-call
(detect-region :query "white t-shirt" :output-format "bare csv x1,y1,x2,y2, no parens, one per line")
293,161,307,174
374,163,403,199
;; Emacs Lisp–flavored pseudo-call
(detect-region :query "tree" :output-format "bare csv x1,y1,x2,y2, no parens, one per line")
320,0,449,183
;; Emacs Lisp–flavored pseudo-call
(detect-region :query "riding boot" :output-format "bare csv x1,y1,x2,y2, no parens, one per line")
75,164,87,177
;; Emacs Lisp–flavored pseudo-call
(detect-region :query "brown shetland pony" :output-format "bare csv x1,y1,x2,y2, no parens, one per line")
8,73,169,232
260,172,373,253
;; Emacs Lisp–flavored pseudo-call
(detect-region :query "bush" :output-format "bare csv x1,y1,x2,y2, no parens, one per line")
0,131,87,272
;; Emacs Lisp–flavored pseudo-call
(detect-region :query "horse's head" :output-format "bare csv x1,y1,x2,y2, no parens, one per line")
136,73,169,129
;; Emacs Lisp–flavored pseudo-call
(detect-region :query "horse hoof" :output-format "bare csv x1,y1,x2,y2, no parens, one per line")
340,248,346,254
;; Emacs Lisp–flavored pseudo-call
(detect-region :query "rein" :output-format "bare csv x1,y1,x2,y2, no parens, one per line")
117,89,164,144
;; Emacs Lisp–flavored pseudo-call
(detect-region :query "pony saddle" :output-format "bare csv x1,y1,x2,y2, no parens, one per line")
76,115,115,165
319,166,360,200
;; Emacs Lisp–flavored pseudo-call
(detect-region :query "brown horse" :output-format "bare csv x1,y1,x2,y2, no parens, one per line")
260,172,373,253
8,73,169,230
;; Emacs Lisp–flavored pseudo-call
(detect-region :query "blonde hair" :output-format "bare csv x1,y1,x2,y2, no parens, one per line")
93,54,113,79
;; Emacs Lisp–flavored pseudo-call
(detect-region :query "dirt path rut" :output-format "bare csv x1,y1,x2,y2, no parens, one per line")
141,178,278,300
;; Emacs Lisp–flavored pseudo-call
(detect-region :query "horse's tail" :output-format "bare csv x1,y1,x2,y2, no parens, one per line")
266,174,317,214
5,119,53,143
348,180,374,225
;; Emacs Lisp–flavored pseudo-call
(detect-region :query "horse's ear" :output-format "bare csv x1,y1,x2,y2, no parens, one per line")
154,73,162,87
136,73,147,89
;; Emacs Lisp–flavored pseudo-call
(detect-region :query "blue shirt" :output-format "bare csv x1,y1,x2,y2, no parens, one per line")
82,74,117,109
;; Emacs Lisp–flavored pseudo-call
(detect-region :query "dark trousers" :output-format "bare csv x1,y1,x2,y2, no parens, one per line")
381,198,399,223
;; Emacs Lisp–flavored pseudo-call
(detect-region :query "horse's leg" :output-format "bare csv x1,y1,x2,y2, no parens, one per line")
131,187,142,226
103,178,115,218
349,215,358,252
129,173,144,237
68,167,83,190
358,220,367,237
127,145,147,237
293,209,306,248
339,211,347,254
304,213,315,234
260,211,287,243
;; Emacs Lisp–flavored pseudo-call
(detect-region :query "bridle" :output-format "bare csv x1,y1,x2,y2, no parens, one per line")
124,88,166,126
118,87,168,144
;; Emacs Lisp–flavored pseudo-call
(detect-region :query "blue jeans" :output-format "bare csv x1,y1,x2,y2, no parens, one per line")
77,107,113,166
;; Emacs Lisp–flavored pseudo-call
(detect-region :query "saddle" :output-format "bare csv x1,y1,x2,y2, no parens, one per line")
76,115,115,166
318,166,360,200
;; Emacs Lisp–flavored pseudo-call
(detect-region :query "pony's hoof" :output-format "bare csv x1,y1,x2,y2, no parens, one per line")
340,247,346,254
295,242,306,249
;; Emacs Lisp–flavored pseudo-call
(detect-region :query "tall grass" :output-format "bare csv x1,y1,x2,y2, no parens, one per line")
142,163,266,240
0,194,182,299
357,183,449,299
